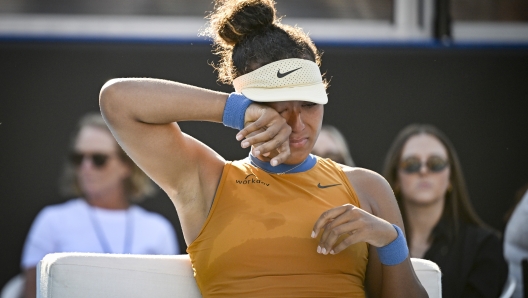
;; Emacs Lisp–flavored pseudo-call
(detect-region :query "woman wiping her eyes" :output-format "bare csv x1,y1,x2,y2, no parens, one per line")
382,124,508,298
99,0,427,297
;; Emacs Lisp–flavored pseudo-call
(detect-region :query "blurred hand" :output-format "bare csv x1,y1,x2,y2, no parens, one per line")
236,103,292,166
311,204,398,255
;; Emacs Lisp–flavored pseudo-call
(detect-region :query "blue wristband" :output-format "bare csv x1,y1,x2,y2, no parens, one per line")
376,224,409,266
222,92,253,130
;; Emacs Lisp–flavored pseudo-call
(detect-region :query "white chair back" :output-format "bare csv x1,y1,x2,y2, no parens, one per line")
37,253,442,298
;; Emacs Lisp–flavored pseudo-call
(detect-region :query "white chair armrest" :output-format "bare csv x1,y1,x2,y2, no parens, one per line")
411,258,442,298
37,253,201,298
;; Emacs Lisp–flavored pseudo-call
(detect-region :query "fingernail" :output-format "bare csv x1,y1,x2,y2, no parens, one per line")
254,150,260,156
317,246,321,254
242,141,249,148
311,231,315,238
263,152,270,157
236,134,242,141
330,250,335,255
322,248,327,255
271,160,278,166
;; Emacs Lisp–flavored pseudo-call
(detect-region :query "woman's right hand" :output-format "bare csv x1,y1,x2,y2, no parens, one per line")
237,103,292,166
311,204,398,255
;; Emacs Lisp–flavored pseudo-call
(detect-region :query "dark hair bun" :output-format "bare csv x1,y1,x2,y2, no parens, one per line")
207,0,320,85
211,0,276,46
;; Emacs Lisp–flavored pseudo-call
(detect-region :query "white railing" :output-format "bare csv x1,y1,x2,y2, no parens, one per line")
0,0,527,45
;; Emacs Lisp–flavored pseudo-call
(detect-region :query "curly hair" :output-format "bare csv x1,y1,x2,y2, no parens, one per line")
205,0,323,84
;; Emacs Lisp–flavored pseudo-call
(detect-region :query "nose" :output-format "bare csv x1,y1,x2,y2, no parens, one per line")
287,107,305,132
79,156,96,171
418,162,429,175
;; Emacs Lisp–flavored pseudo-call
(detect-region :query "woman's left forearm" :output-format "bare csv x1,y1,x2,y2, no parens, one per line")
379,258,428,298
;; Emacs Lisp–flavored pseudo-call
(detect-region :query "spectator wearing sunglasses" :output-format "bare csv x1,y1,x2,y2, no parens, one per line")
20,112,179,298
312,124,355,167
381,123,507,298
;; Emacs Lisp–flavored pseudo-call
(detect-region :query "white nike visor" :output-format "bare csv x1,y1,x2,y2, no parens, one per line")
233,58,328,105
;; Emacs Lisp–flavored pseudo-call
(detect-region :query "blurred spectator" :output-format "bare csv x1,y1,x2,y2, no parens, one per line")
382,123,507,298
20,112,179,298
312,124,355,166
503,183,528,298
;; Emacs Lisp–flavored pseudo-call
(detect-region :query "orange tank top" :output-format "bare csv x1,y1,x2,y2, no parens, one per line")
187,157,368,297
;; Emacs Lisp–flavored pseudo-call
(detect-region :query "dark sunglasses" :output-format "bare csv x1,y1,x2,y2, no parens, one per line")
69,152,112,168
399,156,449,174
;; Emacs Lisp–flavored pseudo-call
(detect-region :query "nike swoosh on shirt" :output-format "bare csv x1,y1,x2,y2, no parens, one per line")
277,67,302,78
317,183,342,189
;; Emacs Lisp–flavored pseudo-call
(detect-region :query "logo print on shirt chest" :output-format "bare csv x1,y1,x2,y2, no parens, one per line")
317,183,341,189
236,174,270,186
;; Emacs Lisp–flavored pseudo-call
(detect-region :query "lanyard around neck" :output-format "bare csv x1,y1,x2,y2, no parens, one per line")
88,207,133,254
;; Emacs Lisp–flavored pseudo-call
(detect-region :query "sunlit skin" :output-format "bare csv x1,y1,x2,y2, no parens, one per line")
252,101,324,165
397,133,450,258
312,129,341,159
74,126,131,209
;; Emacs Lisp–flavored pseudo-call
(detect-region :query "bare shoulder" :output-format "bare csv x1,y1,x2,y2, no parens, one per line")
340,166,388,187
341,166,401,222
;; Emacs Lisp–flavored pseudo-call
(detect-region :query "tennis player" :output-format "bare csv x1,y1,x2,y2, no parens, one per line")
99,0,427,296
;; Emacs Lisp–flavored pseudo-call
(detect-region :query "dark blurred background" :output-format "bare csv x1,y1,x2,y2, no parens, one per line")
1,0,527,290
1,0,527,20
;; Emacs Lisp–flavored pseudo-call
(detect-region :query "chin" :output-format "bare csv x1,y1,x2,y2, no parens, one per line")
285,150,310,164
407,195,443,206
